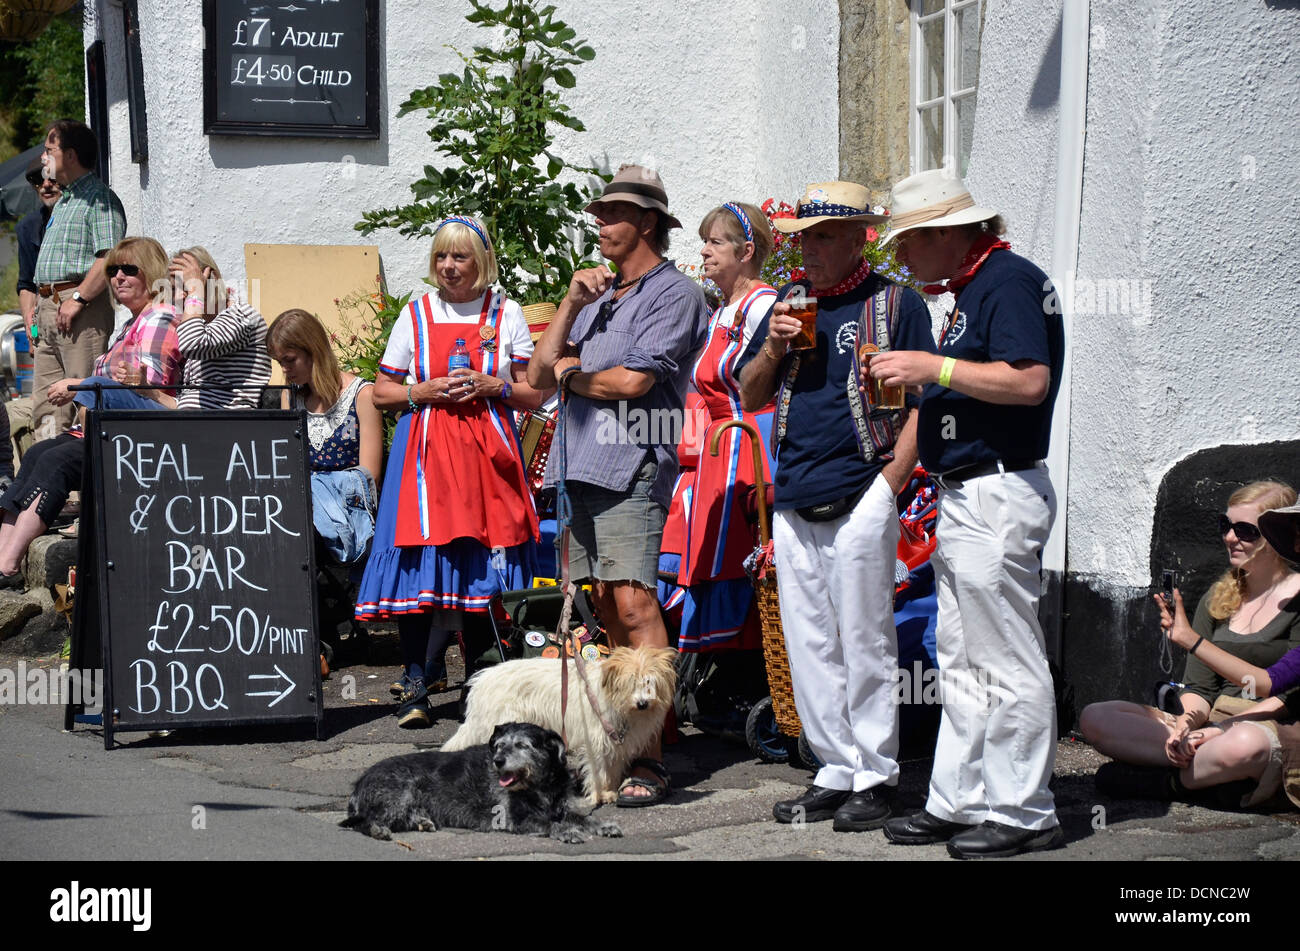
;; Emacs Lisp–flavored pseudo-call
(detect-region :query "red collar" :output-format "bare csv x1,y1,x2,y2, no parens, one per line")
921,234,1010,297
812,258,873,297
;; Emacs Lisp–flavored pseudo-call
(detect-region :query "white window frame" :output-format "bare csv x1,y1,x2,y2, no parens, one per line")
910,0,983,175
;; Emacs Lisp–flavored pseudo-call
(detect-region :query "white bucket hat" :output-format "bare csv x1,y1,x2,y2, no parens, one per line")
883,169,1000,244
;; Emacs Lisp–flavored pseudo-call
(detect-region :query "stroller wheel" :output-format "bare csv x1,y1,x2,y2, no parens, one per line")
745,696,791,764
795,731,824,771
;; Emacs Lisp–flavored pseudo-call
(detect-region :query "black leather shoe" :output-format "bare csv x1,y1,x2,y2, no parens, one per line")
772,785,851,824
882,809,975,844
946,821,1063,859
832,788,894,832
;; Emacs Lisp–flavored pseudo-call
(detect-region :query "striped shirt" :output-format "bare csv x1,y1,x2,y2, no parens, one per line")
174,302,271,409
34,171,126,284
543,260,710,507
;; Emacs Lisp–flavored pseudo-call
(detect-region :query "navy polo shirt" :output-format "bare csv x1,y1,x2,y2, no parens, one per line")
916,250,1064,474
737,273,935,510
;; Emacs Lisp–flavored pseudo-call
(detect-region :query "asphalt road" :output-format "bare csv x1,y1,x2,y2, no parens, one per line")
2,643,1297,864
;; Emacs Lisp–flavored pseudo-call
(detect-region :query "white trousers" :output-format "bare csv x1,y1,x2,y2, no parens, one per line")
924,465,1059,830
773,475,900,792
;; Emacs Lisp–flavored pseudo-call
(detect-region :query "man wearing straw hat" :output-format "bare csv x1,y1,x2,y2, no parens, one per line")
737,181,934,831
869,169,1065,858
529,164,709,806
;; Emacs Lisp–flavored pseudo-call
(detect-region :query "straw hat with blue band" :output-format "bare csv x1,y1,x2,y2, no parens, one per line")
772,181,891,234
584,164,683,230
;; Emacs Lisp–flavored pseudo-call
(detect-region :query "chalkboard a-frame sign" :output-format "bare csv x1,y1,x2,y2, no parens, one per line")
69,410,324,747
203,0,380,138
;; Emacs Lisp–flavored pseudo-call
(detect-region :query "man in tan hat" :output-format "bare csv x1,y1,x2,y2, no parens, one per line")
869,168,1065,858
736,181,935,831
528,164,709,805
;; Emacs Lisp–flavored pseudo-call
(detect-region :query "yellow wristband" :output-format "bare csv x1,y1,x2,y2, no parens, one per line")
938,356,956,389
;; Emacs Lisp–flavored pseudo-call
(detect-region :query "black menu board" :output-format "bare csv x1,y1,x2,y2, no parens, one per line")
85,411,323,745
203,0,380,138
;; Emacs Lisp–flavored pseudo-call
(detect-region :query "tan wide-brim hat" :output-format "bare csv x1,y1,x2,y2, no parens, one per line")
882,168,1000,244
1259,503,1300,564
584,164,683,230
772,181,890,233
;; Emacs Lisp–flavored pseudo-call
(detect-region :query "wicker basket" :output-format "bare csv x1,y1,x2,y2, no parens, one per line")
522,301,557,342
710,420,802,738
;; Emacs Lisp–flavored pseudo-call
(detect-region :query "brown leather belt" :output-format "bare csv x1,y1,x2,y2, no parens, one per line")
38,281,79,301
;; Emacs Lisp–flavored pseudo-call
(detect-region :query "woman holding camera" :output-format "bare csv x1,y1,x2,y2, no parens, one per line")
1080,480,1300,807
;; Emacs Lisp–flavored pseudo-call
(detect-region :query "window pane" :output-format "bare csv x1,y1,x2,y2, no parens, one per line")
955,94,976,176
920,104,943,171
919,0,944,15
920,17,944,101
955,3,982,90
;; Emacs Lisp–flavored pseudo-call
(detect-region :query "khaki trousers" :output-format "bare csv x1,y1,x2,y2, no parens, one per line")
31,292,115,438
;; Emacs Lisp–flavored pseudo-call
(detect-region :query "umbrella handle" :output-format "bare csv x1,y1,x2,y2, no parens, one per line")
709,419,771,547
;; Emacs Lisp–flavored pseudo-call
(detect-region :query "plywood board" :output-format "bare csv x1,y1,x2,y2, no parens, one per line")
244,243,383,385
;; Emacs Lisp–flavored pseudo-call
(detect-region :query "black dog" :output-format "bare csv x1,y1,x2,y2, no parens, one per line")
340,722,623,844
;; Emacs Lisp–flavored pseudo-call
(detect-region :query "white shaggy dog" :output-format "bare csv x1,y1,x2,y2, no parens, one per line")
443,645,677,805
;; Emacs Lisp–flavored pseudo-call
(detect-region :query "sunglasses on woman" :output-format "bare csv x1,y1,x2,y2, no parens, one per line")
106,263,140,278
1218,515,1262,543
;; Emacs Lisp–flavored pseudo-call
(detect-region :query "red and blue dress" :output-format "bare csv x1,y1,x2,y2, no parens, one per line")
355,289,537,618
661,284,778,650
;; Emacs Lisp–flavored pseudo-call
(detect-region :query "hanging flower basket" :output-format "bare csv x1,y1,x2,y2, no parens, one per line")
0,0,77,42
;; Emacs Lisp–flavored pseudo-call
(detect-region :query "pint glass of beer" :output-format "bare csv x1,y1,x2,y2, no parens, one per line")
118,341,143,386
787,290,818,351
860,344,905,409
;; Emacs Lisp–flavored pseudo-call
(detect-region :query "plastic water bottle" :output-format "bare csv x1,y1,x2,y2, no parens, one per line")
448,338,470,374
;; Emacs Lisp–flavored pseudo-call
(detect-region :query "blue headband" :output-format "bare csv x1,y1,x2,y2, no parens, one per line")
722,202,754,242
435,215,490,249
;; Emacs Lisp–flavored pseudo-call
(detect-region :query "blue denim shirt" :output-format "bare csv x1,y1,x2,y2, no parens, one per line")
544,260,709,508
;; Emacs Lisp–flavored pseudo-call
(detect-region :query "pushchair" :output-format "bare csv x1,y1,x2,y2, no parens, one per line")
665,453,941,768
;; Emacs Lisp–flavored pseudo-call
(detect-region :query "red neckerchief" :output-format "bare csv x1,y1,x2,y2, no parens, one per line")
922,234,1010,297
812,258,872,297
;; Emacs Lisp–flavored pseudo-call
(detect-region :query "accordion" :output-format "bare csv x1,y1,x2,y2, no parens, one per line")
518,408,556,493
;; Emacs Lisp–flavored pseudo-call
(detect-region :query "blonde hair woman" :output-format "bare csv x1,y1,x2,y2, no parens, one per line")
0,237,182,581
1080,480,1300,807
354,215,550,728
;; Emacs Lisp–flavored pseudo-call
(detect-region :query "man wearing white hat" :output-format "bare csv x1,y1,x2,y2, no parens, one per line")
737,181,935,831
870,169,1065,858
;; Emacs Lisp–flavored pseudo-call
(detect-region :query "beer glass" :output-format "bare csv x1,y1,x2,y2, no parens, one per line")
787,291,818,351
860,344,905,409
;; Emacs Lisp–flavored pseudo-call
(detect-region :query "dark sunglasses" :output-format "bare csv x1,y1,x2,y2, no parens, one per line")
106,264,140,278
1218,514,1262,543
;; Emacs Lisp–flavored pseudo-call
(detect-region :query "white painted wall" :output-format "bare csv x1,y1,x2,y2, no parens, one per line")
88,0,838,306
968,0,1300,588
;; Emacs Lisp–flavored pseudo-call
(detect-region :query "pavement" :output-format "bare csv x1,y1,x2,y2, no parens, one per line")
2,637,1298,864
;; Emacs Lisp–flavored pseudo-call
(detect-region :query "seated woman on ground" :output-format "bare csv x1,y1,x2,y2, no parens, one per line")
1160,499,1300,701
267,308,383,569
0,236,182,584
1079,480,1300,808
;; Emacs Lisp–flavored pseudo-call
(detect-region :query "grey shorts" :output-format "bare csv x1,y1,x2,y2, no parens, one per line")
562,458,665,587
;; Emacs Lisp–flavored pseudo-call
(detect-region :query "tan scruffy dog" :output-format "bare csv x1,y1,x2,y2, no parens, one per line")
443,645,677,805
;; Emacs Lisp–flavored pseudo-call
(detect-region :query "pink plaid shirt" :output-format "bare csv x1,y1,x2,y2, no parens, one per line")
94,303,183,390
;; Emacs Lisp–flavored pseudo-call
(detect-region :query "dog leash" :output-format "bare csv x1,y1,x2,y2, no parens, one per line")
553,366,626,748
